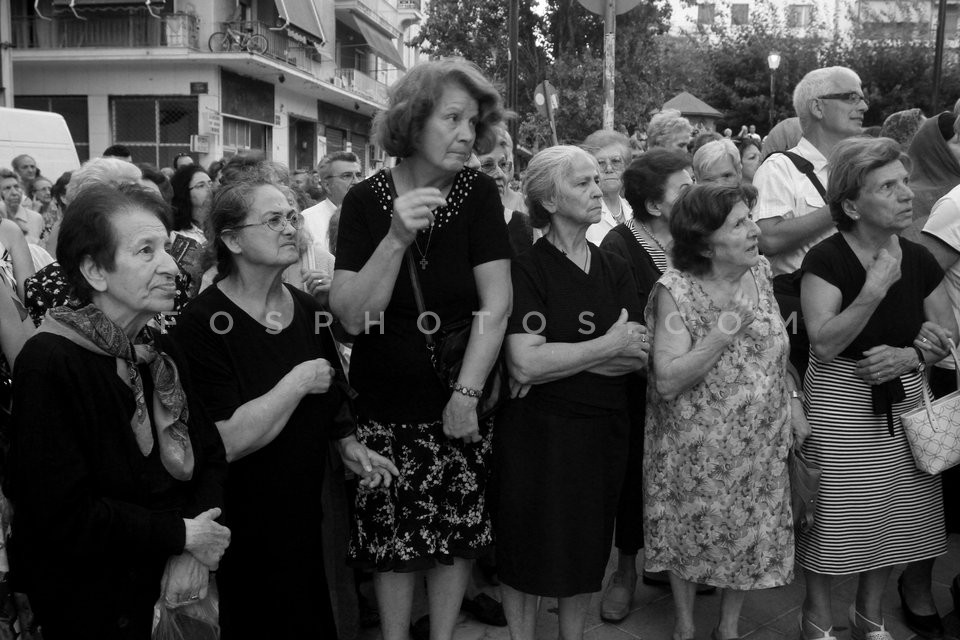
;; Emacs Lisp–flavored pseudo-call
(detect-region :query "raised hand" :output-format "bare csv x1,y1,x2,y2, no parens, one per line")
388,188,447,246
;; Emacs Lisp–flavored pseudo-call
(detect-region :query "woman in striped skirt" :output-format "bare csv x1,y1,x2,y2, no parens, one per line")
798,137,957,640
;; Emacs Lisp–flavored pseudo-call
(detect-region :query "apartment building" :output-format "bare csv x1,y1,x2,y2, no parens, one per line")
667,0,960,41
8,0,426,172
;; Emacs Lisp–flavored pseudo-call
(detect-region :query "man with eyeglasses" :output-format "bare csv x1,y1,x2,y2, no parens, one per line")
753,66,866,380
582,130,633,245
301,151,362,254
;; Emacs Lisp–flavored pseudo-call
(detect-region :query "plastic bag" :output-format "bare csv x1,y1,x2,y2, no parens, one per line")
152,578,219,640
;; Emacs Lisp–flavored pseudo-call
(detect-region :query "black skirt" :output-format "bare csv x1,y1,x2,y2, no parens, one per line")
493,395,629,597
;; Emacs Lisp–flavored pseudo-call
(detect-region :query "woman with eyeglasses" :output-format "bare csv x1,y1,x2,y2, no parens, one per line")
169,165,214,298
477,132,534,256
173,180,399,639
582,130,633,244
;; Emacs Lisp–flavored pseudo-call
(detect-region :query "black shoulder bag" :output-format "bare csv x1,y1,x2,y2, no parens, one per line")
405,251,506,420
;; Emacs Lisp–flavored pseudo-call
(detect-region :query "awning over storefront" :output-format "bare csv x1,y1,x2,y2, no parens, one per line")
274,0,326,45
52,0,164,6
353,20,405,71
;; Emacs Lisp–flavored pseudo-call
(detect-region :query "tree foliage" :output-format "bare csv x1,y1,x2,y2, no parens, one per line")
416,0,960,151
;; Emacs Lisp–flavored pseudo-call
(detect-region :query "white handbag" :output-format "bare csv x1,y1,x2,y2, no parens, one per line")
901,339,960,475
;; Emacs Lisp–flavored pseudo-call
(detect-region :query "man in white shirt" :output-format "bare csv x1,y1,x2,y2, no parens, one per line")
302,151,362,254
753,65,866,378
581,130,633,245
754,66,866,276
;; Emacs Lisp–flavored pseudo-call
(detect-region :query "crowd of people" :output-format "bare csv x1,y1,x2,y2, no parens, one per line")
0,57,959,640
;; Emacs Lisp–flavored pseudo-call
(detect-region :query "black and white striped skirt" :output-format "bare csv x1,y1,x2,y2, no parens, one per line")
796,354,946,574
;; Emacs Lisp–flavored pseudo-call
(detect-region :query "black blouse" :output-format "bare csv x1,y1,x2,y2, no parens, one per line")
801,233,943,360
507,238,644,412
335,169,512,423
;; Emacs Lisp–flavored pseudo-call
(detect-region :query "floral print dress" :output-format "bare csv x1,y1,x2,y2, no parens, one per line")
643,257,794,590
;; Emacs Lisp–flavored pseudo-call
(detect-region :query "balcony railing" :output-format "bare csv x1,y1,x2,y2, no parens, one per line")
336,0,401,36
335,68,388,104
209,21,317,74
11,11,200,50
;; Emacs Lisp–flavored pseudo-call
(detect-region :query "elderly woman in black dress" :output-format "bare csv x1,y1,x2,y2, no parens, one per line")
174,180,397,639
7,185,230,639
597,149,692,621
330,60,511,640
495,145,649,640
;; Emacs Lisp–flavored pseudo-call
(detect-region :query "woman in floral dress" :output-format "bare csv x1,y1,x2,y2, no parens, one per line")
644,183,807,640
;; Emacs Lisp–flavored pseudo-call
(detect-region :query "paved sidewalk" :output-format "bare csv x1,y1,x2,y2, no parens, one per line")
358,534,960,640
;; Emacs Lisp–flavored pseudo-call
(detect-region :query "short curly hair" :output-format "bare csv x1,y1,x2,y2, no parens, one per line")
670,183,759,275
373,60,504,158
646,109,693,149
827,136,911,231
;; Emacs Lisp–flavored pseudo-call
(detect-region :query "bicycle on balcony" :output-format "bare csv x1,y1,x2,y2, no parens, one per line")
208,24,268,54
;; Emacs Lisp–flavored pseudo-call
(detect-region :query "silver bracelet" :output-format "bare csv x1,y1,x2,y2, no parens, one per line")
452,383,482,398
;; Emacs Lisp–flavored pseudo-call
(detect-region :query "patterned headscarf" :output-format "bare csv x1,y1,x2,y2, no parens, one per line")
39,304,194,481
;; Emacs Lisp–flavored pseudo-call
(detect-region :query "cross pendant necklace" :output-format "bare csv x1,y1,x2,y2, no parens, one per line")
414,224,435,270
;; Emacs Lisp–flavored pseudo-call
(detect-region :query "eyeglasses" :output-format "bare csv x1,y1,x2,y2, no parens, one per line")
596,157,625,171
189,180,213,190
330,172,363,182
817,92,867,105
480,158,513,175
228,212,304,233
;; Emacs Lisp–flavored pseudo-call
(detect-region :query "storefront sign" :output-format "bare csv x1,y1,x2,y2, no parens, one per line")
206,112,222,135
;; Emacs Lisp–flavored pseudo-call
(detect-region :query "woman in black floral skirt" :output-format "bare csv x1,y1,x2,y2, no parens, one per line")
330,60,511,640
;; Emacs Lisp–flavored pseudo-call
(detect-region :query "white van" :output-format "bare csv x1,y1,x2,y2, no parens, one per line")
0,107,81,181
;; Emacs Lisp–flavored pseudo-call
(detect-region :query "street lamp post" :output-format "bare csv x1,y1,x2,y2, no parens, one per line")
767,52,781,131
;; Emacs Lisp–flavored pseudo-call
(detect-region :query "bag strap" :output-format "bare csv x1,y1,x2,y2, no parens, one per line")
406,250,436,348
920,338,960,428
771,151,826,199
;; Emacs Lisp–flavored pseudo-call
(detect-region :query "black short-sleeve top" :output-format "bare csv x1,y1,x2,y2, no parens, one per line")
506,238,644,412
801,233,943,360
173,284,351,528
335,168,511,423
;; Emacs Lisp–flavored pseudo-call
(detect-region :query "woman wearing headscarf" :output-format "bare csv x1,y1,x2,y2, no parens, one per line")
906,111,960,233
6,185,230,640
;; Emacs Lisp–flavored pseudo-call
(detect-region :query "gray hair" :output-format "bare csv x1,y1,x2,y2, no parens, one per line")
11,154,35,172
523,145,596,228
827,136,910,231
692,139,742,183
65,157,143,204
581,130,631,164
317,151,360,179
793,66,861,131
646,110,693,149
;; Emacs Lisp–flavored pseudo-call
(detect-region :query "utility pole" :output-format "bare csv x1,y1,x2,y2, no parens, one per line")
0,0,13,108
932,0,948,112
578,0,640,131
508,0,519,154
602,0,615,130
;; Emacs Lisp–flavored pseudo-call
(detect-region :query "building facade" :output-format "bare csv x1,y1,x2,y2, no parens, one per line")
666,0,960,42
9,0,426,172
